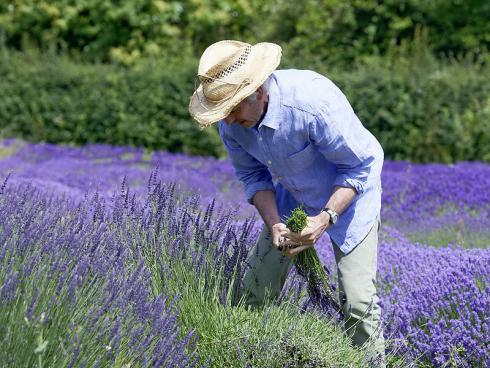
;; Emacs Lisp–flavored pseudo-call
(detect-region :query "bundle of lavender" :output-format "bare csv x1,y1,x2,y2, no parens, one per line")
285,207,342,317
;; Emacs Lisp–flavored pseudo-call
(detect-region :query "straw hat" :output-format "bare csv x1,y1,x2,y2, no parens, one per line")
189,40,282,127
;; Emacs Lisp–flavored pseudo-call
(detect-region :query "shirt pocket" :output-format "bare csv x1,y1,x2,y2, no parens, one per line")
285,143,316,173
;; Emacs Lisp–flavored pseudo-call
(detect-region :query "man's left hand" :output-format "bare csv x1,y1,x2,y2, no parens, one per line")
282,212,330,257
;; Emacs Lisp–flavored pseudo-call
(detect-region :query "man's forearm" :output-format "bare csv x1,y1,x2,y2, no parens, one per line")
253,186,356,231
324,186,357,216
252,189,281,231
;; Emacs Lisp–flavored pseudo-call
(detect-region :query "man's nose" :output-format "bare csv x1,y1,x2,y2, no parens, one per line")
224,114,235,125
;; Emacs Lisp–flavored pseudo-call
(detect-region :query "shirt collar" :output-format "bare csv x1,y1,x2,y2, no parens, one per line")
257,74,280,130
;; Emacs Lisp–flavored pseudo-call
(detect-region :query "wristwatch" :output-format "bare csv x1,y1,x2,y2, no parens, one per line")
322,208,338,224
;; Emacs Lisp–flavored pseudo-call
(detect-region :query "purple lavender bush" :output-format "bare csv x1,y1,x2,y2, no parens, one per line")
378,228,489,367
2,139,489,248
0,178,199,367
135,176,369,367
1,139,489,367
0,139,252,218
381,161,490,248
1,168,368,367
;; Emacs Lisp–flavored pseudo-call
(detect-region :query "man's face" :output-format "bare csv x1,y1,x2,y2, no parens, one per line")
223,86,268,129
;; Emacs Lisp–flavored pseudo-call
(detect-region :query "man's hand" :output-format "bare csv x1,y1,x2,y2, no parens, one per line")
271,223,289,251
282,212,330,257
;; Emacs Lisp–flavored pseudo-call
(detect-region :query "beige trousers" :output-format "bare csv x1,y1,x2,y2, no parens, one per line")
241,220,385,363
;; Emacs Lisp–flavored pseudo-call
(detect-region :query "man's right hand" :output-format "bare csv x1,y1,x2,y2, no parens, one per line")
251,190,289,251
271,223,289,251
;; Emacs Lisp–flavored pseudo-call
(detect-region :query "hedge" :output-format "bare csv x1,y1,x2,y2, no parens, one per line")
325,47,490,163
1,48,489,162
0,49,225,157
1,0,489,64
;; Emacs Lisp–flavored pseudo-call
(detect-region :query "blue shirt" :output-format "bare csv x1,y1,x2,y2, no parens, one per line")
218,69,384,254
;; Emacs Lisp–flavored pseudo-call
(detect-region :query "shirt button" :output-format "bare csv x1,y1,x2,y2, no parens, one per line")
258,137,263,141
267,160,272,165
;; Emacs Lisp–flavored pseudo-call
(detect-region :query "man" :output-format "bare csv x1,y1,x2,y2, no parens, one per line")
189,40,385,362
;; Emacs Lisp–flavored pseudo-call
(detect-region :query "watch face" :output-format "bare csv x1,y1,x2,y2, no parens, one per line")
324,208,338,224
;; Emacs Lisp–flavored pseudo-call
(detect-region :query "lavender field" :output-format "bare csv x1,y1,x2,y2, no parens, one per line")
1,138,489,367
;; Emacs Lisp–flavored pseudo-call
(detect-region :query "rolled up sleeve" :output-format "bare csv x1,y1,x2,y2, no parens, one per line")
309,100,376,194
219,124,274,203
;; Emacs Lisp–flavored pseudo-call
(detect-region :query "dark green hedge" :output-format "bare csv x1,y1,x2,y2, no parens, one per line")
0,50,225,157
326,49,490,163
1,48,489,162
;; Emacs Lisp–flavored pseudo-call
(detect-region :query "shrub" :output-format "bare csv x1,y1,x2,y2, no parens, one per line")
289,41,490,163
0,171,372,367
1,45,489,162
0,181,199,367
1,0,489,65
0,49,225,157
136,180,371,367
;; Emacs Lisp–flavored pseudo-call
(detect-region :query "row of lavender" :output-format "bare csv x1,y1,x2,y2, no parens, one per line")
0,180,200,366
1,139,489,366
1,173,368,367
1,139,489,247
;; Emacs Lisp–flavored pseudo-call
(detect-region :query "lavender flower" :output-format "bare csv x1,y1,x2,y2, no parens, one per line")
1,139,489,366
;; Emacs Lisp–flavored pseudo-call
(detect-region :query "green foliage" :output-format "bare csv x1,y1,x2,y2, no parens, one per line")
286,207,308,233
1,0,489,162
264,0,490,65
0,0,262,63
0,0,188,63
159,248,367,367
322,41,490,163
2,44,489,162
0,49,225,157
285,207,341,312
1,38,489,161
1,0,488,64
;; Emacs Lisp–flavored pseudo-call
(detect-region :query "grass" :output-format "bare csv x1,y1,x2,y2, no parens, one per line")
0,141,20,159
405,227,490,249
383,217,490,249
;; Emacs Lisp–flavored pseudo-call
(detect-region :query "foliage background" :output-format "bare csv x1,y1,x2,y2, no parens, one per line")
1,0,489,162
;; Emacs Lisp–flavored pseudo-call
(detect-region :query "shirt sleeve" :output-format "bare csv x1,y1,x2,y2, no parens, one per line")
309,92,377,194
219,123,274,204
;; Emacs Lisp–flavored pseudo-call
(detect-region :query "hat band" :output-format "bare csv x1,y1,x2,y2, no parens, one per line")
199,45,252,84
196,76,250,106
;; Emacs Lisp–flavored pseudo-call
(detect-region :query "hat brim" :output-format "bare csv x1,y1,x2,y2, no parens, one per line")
189,42,282,128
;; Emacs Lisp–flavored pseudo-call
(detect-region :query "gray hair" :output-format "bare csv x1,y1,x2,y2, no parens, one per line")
245,76,272,102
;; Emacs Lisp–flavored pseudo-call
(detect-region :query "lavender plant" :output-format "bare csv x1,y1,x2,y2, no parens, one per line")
2,138,490,248
107,174,369,367
285,207,342,317
378,227,490,367
381,161,490,248
1,139,489,366
0,182,199,367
